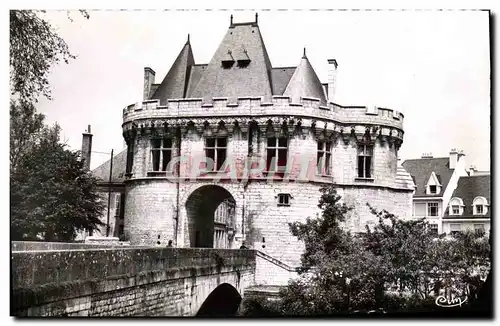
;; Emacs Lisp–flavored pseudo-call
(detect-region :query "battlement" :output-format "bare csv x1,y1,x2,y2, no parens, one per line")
122,96,404,130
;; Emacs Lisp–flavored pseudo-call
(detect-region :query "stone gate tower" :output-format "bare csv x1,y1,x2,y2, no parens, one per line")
120,15,414,267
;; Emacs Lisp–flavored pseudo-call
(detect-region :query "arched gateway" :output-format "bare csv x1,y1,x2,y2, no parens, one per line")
185,185,236,248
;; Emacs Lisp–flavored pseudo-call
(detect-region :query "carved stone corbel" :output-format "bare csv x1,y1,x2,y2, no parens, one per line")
340,129,350,145
216,120,228,137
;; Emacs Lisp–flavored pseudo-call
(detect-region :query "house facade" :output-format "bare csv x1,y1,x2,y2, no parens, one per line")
83,15,415,268
402,150,490,235
442,174,491,235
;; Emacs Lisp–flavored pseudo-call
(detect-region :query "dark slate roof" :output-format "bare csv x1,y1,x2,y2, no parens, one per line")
283,53,327,104
149,18,333,103
443,175,491,218
185,64,207,98
271,67,296,95
401,157,454,197
151,39,195,105
187,21,274,100
148,84,160,99
92,149,127,184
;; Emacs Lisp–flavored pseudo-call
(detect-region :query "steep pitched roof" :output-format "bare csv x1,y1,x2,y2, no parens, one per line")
395,165,416,190
443,175,491,218
187,21,274,100
91,149,127,184
283,51,327,104
401,157,454,197
185,64,207,97
271,67,296,95
151,38,195,105
148,84,160,99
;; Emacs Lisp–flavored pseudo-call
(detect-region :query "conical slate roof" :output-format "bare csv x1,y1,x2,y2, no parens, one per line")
149,17,331,103
283,50,327,104
151,37,195,105
187,20,273,100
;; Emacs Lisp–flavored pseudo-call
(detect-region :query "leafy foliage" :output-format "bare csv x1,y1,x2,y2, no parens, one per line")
10,10,101,242
10,100,45,171
253,185,491,316
10,10,87,103
10,123,105,241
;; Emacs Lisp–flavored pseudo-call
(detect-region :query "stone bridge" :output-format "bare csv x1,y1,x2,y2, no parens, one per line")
11,243,297,316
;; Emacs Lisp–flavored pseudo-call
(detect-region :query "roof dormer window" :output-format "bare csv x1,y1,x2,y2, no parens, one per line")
236,49,251,68
425,172,441,195
449,197,464,216
221,50,235,69
473,196,488,215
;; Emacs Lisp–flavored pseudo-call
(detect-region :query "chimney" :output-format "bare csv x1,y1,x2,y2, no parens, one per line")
449,148,458,169
327,59,338,103
81,125,93,170
143,67,156,100
468,165,477,176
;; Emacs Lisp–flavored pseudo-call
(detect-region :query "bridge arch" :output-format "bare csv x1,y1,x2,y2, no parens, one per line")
196,283,242,317
185,184,236,248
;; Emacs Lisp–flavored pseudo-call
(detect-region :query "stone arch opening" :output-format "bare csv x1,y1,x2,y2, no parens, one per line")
186,185,236,248
196,283,242,317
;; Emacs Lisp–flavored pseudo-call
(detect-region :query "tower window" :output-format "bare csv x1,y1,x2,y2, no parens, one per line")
317,141,332,175
205,137,227,171
151,138,173,172
357,145,373,178
114,193,122,217
277,193,291,206
266,137,288,175
126,139,134,175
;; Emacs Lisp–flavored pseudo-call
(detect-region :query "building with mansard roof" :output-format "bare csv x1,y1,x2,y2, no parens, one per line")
402,150,490,236
443,173,491,235
82,15,415,272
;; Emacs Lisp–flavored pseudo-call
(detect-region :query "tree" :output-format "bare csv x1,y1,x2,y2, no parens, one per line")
278,186,389,315
10,100,45,171
257,185,491,316
10,124,105,241
10,10,88,103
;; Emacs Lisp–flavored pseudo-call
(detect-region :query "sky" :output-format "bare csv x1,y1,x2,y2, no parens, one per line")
35,9,491,171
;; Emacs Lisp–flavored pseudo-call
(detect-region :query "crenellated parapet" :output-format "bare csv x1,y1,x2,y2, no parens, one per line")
122,96,405,148
123,96,403,125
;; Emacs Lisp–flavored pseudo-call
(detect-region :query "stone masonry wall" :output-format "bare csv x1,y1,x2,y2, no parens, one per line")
124,180,178,245
122,98,412,269
254,251,298,286
243,182,322,267
124,175,412,268
339,186,414,232
11,248,256,317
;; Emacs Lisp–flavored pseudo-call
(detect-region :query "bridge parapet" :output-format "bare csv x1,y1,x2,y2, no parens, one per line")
11,248,256,316
11,241,139,252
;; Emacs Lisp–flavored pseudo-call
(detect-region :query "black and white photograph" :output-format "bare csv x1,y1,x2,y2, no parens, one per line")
8,7,492,318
